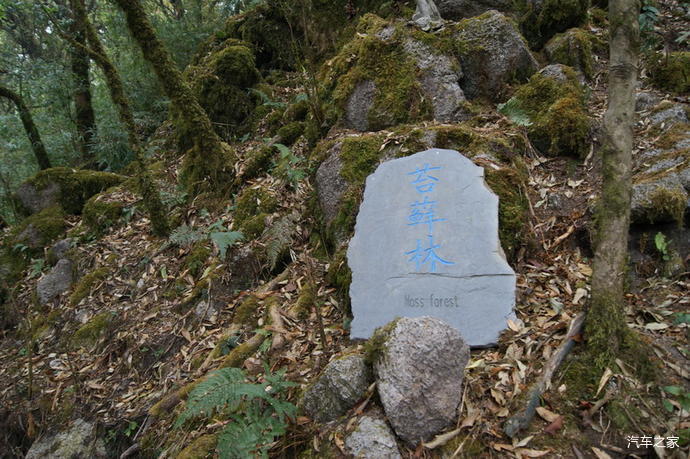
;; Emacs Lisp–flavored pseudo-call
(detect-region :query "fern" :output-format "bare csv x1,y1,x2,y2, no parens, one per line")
210,230,244,258
497,97,532,127
177,367,297,458
169,224,205,247
262,213,298,271
248,88,287,109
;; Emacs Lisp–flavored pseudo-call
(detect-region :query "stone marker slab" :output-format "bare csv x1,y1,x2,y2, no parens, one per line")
347,148,515,346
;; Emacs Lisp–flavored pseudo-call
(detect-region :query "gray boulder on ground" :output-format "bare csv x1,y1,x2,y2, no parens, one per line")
635,92,660,112
453,10,539,101
436,0,512,20
37,258,74,304
649,103,689,128
15,181,60,216
345,409,402,459
25,418,106,459
302,353,373,423
373,317,470,445
47,238,74,265
315,143,350,227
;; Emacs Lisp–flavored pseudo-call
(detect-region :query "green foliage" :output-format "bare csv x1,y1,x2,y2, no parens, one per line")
498,98,532,126
662,386,690,413
176,366,296,458
262,213,297,271
169,224,206,247
639,2,662,50
273,143,306,188
210,231,244,258
654,232,670,261
28,258,46,279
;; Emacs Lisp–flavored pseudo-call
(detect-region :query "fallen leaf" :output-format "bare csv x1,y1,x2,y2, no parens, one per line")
595,367,613,397
591,447,612,459
644,322,669,331
573,288,588,305
423,428,462,449
536,406,560,423
515,448,551,457
543,416,563,435
514,435,534,448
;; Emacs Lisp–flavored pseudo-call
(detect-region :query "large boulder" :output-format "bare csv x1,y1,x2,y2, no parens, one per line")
499,64,591,157
451,10,539,101
544,28,599,79
25,418,106,459
372,317,470,445
37,258,74,304
345,409,402,458
301,353,373,423
11,205,66,250
436,0,512,19
323,14,471,132
631,104,690,225
179,39,261,147
518,0,589,49
15,167,124,216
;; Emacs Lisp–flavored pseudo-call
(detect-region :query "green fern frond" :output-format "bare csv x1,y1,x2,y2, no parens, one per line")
262,213,298,271
498,97,533,127
169,224,205,247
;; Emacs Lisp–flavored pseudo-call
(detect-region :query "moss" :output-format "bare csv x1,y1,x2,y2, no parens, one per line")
179,40,260,143
338,134,386,184
654,123,690,150
544,28,596,79
518,0,589,49
21,167,124,215
234,295,260,326
484,167,530,262
82,192,125,235
649,52,690,94
293,281,316,319
71,312,114,348
177,434,218,459
239,145,276,183
363,318,400,365
239,213,267,240
324,15,433,131
184,242,212,278
325,249,351,309
283,99,309,122
68,267,110,307
219,336,264,369
10,205,66,250
234,186,278,227
509,67,591,157
180,141,237,196
277,121,305,146
644,186,687,225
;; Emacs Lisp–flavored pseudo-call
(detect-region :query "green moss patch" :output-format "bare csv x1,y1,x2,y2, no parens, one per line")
71,311,114,349
234,186,279,228
184,242,212,278
518,0,589,49
11,205,67,250
277,121,305,146
502,66,591,157
544,28,599,79
69,267,110,307
648,52,690,94
20,167,124,215
485,166,530,261
82,191,125,235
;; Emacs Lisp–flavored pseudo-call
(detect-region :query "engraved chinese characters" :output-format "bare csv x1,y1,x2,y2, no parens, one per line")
347,149,516,346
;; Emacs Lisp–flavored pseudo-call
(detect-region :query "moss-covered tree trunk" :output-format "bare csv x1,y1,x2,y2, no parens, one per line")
69,0,169,237
69,8,97,166
585,0,640,369
0,85,51,170
111,0,234,194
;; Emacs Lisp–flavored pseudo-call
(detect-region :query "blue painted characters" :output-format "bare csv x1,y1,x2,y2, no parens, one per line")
404,164,454,273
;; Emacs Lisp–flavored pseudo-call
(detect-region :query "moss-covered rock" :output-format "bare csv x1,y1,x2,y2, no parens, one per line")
68,267,111,307
239,213,268,240
11,205,67,250
237,145,276,184
233,294,260,327
501,64,591,157
71,312,114,349
292,281,317,319
178,39,261,146
234,186,279,228
544,28,599,79
15,167,124,216
184,242,212,278
82,191,125,235
277,121,305,146
177,434,218,459
518,0,589,49
648,52,690,95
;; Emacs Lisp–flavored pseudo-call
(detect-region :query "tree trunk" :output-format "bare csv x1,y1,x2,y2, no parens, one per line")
69,0,169,237
585,0,640,369
69,8,97,166
111,0,234,194
0,86,51,170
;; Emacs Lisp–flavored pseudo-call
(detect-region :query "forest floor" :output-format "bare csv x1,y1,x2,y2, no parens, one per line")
1,1,689,459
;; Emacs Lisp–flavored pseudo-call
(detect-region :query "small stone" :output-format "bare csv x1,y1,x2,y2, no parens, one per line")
26,418,106,459
374,317,470,445
47,238,74,265
302,354,373,423
345,410,402,459
37,259,74,304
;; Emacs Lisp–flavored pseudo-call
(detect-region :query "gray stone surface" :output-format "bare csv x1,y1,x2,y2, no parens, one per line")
48,238,74,265
403,40,468,123
345,410,401,458
453,10,538,101
15,181,60,215
437,0,512,19
316,143,349,226
635,92,660,112
345,80,376,131
302,354,373,423
348,148,515,345
37,259,74,304
649,104,689,129
25,418,106,459
374,316,470,445
412,0,443,31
